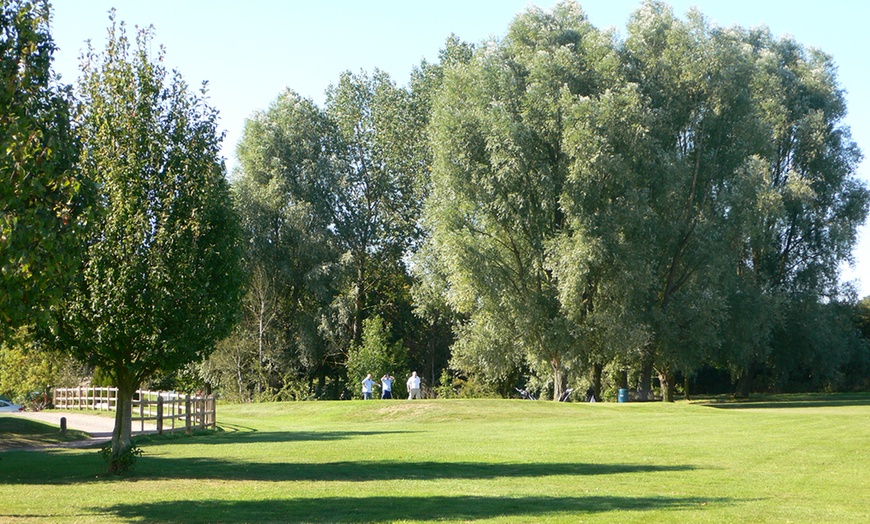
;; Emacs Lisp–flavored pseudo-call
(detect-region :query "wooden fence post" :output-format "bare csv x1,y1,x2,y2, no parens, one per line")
157,395,163,436
185,394,192,435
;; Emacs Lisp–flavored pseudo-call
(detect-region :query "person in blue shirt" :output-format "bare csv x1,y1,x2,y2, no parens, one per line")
381,373,394,399
361,373,377,400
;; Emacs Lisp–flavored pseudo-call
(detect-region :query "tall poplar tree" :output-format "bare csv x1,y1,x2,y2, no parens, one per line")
229,89,340,398
726,26,868,395
325,69,424,350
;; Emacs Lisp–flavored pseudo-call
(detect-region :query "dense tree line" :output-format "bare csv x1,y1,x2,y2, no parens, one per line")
206,1,869,401
3,0,869,424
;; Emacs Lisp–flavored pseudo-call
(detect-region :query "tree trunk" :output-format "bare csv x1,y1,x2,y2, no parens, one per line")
428,327,436,388
736,362,756,399
618,368,629,391
657,369,675,403
257,310,264,397
235,354,245,400
638,359,653,401
110,377,136,472
317,373,326,399
591,362,603,402
552,356,565,401
353,263,365,345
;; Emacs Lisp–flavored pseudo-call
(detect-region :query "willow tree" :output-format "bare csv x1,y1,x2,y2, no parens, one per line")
423,2,617,399
725,27,868,395
603,3,772,401
54,16,243,470
1,0,90,339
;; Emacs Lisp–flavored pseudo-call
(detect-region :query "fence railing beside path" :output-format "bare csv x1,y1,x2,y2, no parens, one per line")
53,387,216,435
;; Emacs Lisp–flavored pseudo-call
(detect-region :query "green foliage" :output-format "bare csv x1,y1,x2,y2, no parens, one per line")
435,371,501,399
228,61,443,400
118,0,867,404
90,366,114,388
0,327,86,401
324,69,427,349
423,3,620,400
60,12,245,380
48,12,244,460
421,1,868,401
346,315,408,398
762,298,869,392
230,90,343,399
0,0,92,339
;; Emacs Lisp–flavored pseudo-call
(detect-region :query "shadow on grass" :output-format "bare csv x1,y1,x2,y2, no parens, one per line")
99,494,735,523
0,417,91,451
136,427,418,447
138,458,699,483
701,393,870,410
0,453,698,485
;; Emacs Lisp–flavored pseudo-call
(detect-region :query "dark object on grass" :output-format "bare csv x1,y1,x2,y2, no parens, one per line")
515,387,536,400
559,388,574,402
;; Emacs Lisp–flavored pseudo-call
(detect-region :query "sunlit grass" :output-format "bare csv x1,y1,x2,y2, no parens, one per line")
0,416,90,451
1,395,868,523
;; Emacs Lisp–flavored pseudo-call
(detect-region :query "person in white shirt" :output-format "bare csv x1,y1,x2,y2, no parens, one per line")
406,371,421,399
381,373,394,399
361,373,377,400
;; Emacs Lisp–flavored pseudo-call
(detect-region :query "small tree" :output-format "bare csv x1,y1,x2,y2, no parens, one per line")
346,315,408,398
52,14,244,471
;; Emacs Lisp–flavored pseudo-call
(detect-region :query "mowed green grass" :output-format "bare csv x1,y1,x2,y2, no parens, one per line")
0,417,90,451
1,395,868,523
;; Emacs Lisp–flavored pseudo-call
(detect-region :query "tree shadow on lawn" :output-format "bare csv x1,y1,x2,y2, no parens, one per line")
138,427,419,447
0,453,699,485
99,494,737,523
701,394,870,410
136,457,700,483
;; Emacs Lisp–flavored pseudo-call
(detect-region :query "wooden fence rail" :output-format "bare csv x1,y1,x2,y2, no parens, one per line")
53,387,216,434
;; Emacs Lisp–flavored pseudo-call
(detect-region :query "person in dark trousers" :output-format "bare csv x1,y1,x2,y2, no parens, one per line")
381,373,394,399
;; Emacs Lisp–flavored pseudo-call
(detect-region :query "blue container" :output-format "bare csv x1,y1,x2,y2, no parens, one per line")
618,388,629,403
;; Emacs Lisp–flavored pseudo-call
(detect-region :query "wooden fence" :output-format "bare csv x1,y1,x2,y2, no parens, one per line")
53,387,216,434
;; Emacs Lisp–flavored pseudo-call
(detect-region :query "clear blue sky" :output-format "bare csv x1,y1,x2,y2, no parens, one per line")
49,1,870,297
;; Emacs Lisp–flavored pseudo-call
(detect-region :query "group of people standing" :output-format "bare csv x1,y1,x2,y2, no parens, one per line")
361,371,422,400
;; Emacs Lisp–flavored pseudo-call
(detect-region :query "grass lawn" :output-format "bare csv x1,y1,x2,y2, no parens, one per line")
1,394,868,523
0,417,90,451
